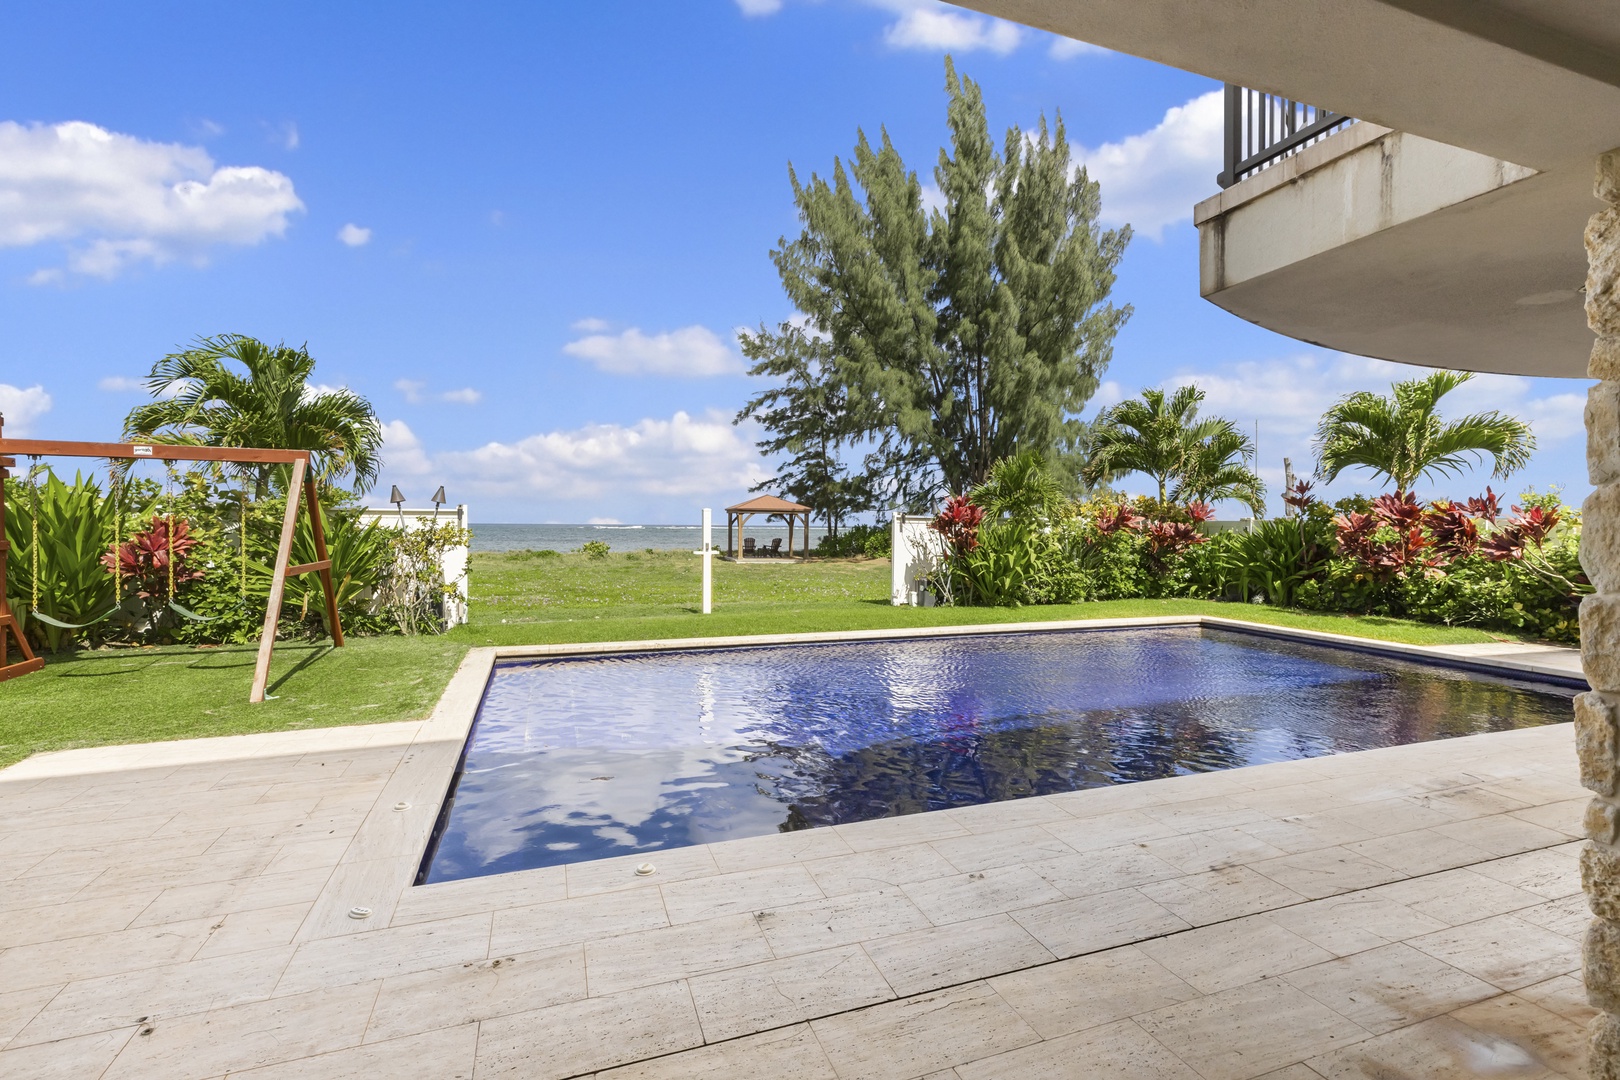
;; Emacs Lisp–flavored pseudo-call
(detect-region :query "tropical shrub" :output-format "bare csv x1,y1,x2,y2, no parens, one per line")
815,523,891,558
3,471,127,651
577,540,611,558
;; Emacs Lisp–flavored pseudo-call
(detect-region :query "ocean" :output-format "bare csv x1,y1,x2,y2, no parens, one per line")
470,522,834,553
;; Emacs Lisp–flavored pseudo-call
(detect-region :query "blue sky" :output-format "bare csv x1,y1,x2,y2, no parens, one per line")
0,1,1590,523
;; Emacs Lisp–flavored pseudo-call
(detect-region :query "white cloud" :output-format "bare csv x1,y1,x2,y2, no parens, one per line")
1075,89,1223,240
1050,36,1107,60
394,378,426,404
0,120,304,279
571,316,611,333
380,419,432,477
734,0,782,14
337,223,371,247
441,387,482,405
97,375,143,392
879,1,1022,54
0,383,51,435
563,325,744,377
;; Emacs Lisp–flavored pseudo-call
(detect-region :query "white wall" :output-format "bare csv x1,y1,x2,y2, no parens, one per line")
359,505,470,627
891,514,949,606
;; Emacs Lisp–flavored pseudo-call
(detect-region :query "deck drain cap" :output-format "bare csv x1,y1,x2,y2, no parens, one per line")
393,802,410,811
348,906,373,920
634,863,656,877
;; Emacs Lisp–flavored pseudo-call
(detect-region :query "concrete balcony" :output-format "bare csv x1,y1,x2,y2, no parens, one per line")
1194,122,1593,378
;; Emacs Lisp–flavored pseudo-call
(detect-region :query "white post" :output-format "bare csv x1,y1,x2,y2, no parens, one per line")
695,507,714,614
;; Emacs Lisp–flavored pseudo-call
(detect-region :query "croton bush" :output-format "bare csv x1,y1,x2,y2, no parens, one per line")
927,467,1588,644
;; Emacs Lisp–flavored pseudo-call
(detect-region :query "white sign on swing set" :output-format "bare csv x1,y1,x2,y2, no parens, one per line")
693,507,714,614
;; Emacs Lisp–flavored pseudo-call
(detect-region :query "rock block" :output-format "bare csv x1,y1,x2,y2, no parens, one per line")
1596,337,1620,382
1590,207,1620,337
1583,595,1620,692
1588,917,1620,1014
1592,799,1620,847
1580,692,1620,796
1586,488,1620,595
1594,1011,1620,1080
1594,384,1620,487
1600,148,1620,207
1589,843,1620,922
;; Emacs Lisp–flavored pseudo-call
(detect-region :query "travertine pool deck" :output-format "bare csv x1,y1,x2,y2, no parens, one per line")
0,623,1596,1078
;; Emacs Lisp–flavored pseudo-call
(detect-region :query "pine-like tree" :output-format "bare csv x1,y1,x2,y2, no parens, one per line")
760,57,1131,499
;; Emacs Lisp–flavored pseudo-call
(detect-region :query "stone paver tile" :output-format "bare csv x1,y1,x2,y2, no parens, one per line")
101,980,379,1080
899,864,1064,925
0,915,218,991
707,826,855,874
1510,798,1587,838
0,814,176,859
1010,887,1189,959
810,981,1040,1080
1432,815,1570,859
988,943,1197,1039
1140,826,1290,873
488,885,669,955
805,843,958,898
1516,974,1600,1027
0,1026,134,1080
1250,846,1406,900
1237,811,1378,857
1267,893,1451,957
1422,785,1538,822
1138,865,1308,927
390,865,567,926
1409,914,1579,992
225,1022,477,1079
365,944,585,1043
193,901,310,960
1515,894,1589,941
756,887,932,957
72,848,278,900
259,836,354,876
24,831,234,876
1306,1014,1560,1079
1039,809,1179,852
583,913,774,996
274,913,492,996
1469,847,1582,899
0,983,63,1045
565,844,721,897
596,1023,836,1080
1282,941,1498,1034
689,943,891,1041
954,1017,1201,1080
1138,976,1369,1080
944,795,1072,834
1027,844,1182,899
929,825,1075,874
864,913,1054,997
1326,796,1463,837
0,868,102,912
659,864,824,924
1370,867,1548,925
127,868,332,928
1345,828,1496,877
473,979,703,1079
1451,993,1589,1078
835,811,970,853
12,945,292,1047
0,890,158,949
1141,796,1269,834
1138,914,1335,995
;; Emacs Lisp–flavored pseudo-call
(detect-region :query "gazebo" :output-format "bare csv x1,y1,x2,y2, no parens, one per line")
725,495,812,559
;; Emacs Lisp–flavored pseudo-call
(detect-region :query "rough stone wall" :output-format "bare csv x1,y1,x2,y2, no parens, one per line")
1581,148,1620,1079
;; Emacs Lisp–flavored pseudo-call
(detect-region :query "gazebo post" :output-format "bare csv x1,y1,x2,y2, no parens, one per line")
803,510,810,557
787,515,793,558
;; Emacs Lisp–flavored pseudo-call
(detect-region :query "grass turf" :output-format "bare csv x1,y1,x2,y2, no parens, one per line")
0,548,1524,768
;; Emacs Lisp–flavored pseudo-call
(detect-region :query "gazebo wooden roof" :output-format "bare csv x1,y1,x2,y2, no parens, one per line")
725,495,812,559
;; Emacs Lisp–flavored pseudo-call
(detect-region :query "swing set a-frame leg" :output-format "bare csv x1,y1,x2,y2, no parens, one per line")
249,458,345,704
0,445,45,683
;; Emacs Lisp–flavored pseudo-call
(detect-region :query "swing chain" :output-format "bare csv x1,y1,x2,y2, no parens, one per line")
26,457,42,613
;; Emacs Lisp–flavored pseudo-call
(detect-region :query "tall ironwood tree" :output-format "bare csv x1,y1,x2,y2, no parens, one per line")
756,57,1131,499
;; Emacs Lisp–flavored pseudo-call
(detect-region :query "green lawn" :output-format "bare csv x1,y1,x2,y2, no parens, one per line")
0,548,1522,769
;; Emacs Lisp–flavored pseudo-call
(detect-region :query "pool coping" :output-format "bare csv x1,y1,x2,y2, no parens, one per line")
293,615,1586,943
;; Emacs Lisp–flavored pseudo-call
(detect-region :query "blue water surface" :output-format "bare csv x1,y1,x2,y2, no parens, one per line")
421,627,1577,883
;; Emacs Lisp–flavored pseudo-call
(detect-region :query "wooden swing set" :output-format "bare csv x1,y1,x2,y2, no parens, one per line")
0,413,344,703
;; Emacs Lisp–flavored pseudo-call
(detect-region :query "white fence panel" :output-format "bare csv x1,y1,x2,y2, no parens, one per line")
358,505,470,627
890,514,948,606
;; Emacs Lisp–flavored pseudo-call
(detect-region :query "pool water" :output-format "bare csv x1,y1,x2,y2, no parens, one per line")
420,627,1578,884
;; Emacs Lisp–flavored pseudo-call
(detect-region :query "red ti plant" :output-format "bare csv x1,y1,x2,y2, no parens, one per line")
1480,503,1561,562
1185,501,1216,524
1281,479,1316,514
1093,503,1142,536
102,515,204,600
931,495,985,557
1333,492,1433,577
1465,487,1502,525
1422,501,1480,560
1145,519,1206,568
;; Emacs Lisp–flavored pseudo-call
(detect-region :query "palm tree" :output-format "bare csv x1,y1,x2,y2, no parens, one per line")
123,335,385,495
1084,385,1264,513
1313,370,1535,494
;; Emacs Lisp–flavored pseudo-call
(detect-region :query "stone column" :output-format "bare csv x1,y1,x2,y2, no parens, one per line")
1581,148,1620,1078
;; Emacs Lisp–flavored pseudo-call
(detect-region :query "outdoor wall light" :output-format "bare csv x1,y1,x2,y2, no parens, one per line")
389,485,406,505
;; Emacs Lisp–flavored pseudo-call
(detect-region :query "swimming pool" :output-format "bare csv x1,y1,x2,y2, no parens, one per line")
419,626,1579,884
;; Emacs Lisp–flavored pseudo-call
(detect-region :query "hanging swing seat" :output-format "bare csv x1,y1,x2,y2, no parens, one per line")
27,604,120,631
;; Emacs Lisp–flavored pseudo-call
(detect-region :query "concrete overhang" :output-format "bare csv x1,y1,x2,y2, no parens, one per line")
1194,124,1592,378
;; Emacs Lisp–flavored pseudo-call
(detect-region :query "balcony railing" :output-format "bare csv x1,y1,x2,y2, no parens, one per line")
1216,84,1357,188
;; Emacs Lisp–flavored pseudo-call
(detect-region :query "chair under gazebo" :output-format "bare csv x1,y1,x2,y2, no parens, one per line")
724,495,812,560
